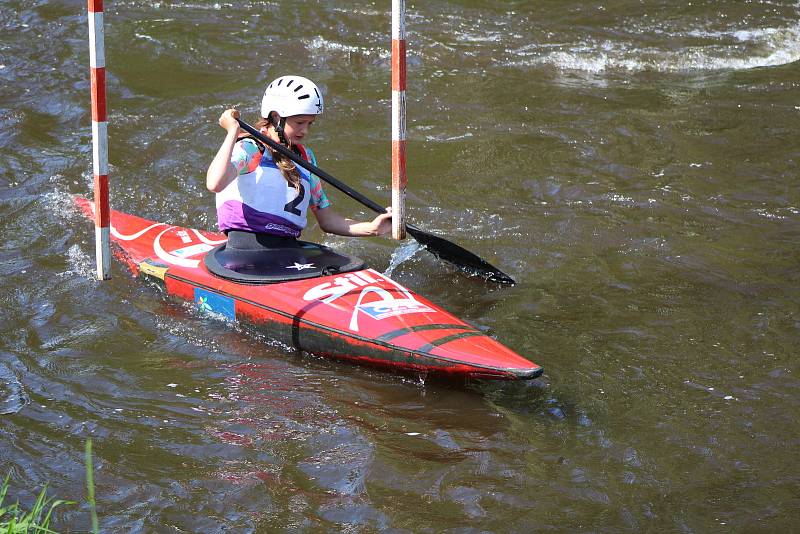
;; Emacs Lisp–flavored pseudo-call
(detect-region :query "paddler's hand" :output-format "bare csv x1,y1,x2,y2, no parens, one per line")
207,109,242,193
218,108,241,134
372,207,393,236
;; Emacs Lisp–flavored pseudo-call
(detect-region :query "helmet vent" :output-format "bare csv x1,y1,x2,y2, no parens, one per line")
277,78,283,86
286,79,294,87
293,85,304,92
298,94,310,100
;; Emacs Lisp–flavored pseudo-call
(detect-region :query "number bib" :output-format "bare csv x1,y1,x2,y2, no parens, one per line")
215,150,311,237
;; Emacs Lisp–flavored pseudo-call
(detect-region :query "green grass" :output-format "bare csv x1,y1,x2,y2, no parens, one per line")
85,439,98,533
0,439,99,534
0,473,73,533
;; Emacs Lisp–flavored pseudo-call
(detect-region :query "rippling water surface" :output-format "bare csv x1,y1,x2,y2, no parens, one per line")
1,0,799,531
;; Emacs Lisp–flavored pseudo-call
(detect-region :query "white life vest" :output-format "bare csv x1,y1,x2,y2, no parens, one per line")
215,144,312,237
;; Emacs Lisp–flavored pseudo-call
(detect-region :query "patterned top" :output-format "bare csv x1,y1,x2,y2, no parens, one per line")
230,138,331,211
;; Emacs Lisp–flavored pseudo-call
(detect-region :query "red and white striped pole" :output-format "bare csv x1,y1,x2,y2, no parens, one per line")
391,0,407,240
88,0,110,279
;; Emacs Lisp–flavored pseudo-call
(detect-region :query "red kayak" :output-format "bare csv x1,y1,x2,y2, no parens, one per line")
75,197,542,380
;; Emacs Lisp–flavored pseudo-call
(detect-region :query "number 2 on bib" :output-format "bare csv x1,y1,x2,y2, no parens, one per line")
283,183,306,215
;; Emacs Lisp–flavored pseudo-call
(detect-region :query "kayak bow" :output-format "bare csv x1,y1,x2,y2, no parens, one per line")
75,198,542,380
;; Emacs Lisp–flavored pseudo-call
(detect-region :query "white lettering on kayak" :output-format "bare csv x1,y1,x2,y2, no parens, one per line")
303,275,363,303
348,286,433,331
172,243,214,258
176,230,192,244
303,269,433,331
111,222,166,241
153,227,203,268
190,229,227,247
353,270,378,284
111,222,225,268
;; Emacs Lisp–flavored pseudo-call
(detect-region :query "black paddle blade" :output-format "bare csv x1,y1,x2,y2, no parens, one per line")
405,224,516,285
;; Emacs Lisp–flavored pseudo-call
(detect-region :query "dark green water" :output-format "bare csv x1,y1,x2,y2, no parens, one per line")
1,0,799,531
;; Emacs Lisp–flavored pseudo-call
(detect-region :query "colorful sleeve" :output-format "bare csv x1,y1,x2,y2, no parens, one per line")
230,138,261,175
305,147,331,211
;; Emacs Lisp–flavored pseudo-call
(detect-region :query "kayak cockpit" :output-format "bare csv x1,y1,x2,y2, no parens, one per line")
204,234,365,284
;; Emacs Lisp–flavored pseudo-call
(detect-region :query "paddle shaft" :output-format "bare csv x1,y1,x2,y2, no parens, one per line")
236,119,388,216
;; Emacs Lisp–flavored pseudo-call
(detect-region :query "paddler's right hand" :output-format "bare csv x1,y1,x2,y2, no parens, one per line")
218,108,241,134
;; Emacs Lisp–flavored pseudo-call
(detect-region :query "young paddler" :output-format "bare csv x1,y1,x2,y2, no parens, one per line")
206,75,393,250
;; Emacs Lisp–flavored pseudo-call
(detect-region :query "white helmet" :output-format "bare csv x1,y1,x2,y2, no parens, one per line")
260,75,324,118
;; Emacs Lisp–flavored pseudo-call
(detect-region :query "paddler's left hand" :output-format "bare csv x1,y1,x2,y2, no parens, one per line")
314,206,393,237
372,207,393,236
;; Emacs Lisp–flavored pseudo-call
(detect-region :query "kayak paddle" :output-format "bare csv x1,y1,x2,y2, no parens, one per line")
236,118,516,285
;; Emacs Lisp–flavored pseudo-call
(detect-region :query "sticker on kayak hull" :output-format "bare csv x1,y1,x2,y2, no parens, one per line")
303,269,433,332
172,243,214,258
194,288,235,321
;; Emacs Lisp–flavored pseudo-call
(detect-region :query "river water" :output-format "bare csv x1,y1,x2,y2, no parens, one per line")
1,0,799,531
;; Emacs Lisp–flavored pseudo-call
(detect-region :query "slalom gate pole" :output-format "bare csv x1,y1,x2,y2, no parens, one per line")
88,0,110,279
391,0,407,240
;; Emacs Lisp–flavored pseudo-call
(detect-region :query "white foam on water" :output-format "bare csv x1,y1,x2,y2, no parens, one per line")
303,37,390,60
134,33,160,44
424,132,474,142
43,189,103,281
40,322,103,351
305,36,360,54
43,189,81,221
453,30,505,44
753,208,788,220
119,1,262,11
329,6,383,17
383,239,422,279
0,362,28,415
520,21,800,73
62,244,97,280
